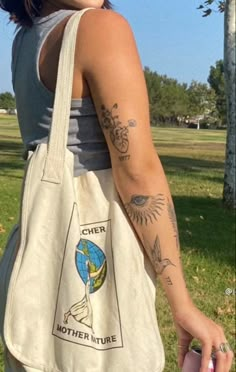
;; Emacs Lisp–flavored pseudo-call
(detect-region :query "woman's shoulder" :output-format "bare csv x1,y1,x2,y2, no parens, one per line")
78,9,133,43
11,26,26,63
76,8,136,69
81,8,129,26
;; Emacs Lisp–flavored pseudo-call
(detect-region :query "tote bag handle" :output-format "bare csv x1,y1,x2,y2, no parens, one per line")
42,8,94,184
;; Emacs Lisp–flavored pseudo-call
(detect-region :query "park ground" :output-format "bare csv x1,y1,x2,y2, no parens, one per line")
0,115,235,371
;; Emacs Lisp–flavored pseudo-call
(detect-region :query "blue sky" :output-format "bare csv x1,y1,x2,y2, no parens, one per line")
0,0,224,93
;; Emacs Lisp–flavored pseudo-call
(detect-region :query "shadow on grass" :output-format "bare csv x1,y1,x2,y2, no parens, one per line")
0,158,24,175
167,171,224,185
160,155,224,184
174,195,235,267
160,155,224,171
0,161,24,170
0,140,24,177
0,140,23,154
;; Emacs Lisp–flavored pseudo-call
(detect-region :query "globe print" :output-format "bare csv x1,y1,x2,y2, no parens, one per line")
75,239,107,294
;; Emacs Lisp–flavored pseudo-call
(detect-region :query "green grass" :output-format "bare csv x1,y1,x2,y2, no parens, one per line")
0,117,235,371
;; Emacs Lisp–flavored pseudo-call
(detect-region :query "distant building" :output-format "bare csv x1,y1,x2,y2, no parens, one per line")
8,108,17,115
185,115,205,130
0,109,8,114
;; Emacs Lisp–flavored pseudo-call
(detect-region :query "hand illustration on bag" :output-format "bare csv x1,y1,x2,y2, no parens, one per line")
63,239,107,332
64,277,94,331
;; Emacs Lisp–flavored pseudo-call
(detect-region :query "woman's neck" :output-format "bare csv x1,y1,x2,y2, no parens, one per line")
40,1,72,17
40,4,61,16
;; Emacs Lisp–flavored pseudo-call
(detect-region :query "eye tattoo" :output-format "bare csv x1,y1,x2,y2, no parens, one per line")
100,103,137,154
125,194,165,225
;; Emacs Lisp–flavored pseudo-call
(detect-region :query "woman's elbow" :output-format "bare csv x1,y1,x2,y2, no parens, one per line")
112,153,166,190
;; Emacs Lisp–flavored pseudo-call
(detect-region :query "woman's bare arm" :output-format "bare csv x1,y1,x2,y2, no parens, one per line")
76,10,233,372
77,9,191,313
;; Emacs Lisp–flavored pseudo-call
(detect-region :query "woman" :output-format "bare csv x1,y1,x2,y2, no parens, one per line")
0,1,234,371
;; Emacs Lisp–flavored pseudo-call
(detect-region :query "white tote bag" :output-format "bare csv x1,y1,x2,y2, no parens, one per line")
0,9,165,372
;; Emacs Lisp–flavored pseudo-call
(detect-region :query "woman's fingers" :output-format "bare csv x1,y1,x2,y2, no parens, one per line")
224,349,234,372
177,344,189,369
213,342,234,372
200,340,234,372
174,305,234,371
212,328,234,372
200,343,212,372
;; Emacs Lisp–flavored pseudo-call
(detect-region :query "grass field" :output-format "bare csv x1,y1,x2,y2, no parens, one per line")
0,115,235,371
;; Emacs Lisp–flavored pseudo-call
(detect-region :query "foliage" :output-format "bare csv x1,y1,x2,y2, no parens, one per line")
0,92,16,110
145,67,188,125
197,0,225,16
187,80,216,117
144,67,217,126
208,60,227,125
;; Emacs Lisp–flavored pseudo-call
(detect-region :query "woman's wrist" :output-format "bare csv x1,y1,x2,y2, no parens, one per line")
171,297,195,322
159,270,193,315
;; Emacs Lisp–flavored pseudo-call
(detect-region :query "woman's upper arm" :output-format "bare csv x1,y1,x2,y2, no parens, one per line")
77,9,157,175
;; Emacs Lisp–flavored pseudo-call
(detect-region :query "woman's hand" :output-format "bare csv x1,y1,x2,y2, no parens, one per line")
173,303,234,372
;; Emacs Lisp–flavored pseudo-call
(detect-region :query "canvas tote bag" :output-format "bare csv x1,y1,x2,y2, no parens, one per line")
0,9,165,372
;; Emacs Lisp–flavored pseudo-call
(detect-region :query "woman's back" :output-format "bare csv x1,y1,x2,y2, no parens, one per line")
12,9,111,176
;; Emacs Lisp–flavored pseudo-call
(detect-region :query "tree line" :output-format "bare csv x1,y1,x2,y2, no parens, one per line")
144,60,226,127
0,59,226,127
0,92,16,110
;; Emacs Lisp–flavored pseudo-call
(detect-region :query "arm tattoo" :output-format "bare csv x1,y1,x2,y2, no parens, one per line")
151,236,176,275
101,103,136,154
165,276,173,286
167,198,180,250
125,194,165,225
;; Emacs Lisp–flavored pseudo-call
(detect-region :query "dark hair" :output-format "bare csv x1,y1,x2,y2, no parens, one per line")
0,0,113,27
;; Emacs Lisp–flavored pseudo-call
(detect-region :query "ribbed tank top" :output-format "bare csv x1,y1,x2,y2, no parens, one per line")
12,9,111,176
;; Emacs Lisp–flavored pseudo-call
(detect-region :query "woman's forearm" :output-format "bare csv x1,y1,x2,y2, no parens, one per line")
114,155,193,314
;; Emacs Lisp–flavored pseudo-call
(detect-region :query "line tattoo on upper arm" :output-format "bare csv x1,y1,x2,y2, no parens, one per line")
151,236,176,275
125,194,165,225
101,103,137,154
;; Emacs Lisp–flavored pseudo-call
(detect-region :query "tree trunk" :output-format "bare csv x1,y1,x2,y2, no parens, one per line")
223,0,236,208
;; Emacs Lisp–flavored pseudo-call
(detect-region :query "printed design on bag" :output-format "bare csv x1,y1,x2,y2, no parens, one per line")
52,215,123,350
64,239,107,331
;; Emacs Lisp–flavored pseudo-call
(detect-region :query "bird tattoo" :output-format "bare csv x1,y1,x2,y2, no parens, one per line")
151,236,176,275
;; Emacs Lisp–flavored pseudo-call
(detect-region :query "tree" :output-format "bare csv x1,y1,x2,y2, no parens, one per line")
187,80,216,117
144,67,207,126
223,0,236,208
208,60,227,125
0,92,16,110
144,67,216,127
198,0,236,208
197,0,225,16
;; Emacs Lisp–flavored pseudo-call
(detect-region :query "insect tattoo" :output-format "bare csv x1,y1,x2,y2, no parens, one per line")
125,194,165,225
167,198,180,250
151,236,176,275
100,103,137,154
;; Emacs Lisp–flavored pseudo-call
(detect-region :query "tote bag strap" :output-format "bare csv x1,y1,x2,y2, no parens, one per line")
42,8,94,184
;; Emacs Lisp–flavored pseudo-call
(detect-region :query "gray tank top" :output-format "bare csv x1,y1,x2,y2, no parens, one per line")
12,9,111,176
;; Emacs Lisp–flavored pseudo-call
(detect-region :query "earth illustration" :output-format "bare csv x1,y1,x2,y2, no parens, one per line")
75,239,107,293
